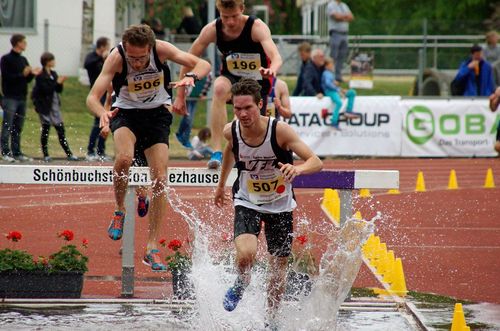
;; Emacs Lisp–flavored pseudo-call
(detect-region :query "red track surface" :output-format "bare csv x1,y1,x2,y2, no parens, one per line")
0,158,499,303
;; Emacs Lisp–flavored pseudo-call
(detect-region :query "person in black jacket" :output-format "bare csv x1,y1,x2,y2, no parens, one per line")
31,52,78,162
301,48,325,97
0,34,41,162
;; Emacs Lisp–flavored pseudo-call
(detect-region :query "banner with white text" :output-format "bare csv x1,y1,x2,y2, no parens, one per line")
401,99,499,157
287,97,402,156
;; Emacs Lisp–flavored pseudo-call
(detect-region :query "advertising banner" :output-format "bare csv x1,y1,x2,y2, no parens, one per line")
287,97,402,156
401,99,499,157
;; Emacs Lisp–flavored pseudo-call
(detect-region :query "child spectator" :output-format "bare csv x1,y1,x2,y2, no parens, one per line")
31,52,78,162
321,57,357,129
188,127,213,160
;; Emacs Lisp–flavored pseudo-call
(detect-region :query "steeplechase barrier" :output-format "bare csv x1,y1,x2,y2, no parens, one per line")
0,165,399,297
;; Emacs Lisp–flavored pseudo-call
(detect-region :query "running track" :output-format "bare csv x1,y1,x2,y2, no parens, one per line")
0,158,498,303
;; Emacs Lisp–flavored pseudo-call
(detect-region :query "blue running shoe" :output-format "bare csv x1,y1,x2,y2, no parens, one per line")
207,151,222,169
142,249,167,271
223,285,244,312
176,132,193,149
137,196,149,217
108,211,125,240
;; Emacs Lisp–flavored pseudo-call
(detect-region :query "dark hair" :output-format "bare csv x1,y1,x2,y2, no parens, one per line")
198,127,211,141
122,24,156,49
10,34,26,47
216,0,244,9
96,37,109,49
40,52,55,67
298,42,311,53
470,44,482,54
231,78,262,104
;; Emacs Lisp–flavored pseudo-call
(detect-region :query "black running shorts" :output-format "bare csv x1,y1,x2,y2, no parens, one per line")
233,205,293,257
110,106,172,153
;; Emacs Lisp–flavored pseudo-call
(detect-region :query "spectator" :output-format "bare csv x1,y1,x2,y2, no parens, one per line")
188,127,214,160
483,31,500,64
326,0,354,83
176,7,202,37
321,57,357,130
0,34,41,162
84,36,111,162
151,18,166,40
488,87,500,154
175,66,213,149
302,48,325,97
31,52,78,162
292,42,312,96
266,77,292,120
453,44,495,96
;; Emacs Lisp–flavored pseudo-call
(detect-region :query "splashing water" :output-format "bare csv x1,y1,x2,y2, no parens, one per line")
166,188,375,330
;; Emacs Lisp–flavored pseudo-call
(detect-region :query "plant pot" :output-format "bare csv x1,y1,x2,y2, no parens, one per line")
285,270,312,300
171,269,194,300
0,270,84,298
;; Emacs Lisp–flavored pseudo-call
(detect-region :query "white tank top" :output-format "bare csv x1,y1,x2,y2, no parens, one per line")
112,43,172,109
232,117,296,213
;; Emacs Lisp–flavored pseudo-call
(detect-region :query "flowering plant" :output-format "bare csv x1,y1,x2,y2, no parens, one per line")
290,234,317,275
0,230,89,273
160,238,191,273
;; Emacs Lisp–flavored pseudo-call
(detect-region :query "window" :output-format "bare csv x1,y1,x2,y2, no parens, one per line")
0,0,35,31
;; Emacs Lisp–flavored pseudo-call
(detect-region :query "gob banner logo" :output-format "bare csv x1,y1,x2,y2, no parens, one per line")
406,106,434,145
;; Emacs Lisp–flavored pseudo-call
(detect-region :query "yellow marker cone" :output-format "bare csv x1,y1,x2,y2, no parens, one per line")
322,189,340,223
379,250,395,277
389,258,408,297
387,188,400,194
359,188,372,198
382,251,396,284
484,168,496,188
415,171,426,192
370,243,387,267
448,169,459,190
451,303,467,331
353,211,363,220
363,234,380,259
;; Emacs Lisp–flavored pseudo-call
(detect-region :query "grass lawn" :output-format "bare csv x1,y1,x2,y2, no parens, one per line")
13,75,415,160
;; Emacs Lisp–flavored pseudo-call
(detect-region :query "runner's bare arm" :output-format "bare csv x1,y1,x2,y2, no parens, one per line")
276,122,323,181
251,19,282,77
86,49,121,128
275,79,292,119
214,123,235,207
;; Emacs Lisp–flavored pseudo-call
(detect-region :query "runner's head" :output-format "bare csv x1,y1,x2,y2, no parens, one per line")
216,0,245,30
231,78,263,127
122,24,155,70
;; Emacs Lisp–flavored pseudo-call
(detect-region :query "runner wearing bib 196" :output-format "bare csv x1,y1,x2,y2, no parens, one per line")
173,0,283,170
86,24,210,273
214,78,323,325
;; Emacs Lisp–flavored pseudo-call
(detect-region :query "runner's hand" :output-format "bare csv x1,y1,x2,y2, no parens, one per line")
100,125,110,138
214,186,228,208
278,162,299,183
172,93,187,116
259,67,276,79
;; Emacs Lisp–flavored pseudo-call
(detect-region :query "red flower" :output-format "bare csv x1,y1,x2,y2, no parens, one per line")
82,238,89,248
159,238,167,247
167,239,182,251
58,229,74,241
6,231,22,242
296,235,307,245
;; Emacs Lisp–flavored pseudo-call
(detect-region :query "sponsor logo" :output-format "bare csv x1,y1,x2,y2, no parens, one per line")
32,169,148,184
168,171,219,185
406,106,434,145
285,112,390,127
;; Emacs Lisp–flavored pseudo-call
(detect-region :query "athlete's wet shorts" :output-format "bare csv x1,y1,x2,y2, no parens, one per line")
110,106,172,153
221,73,269,115
233,205,293,257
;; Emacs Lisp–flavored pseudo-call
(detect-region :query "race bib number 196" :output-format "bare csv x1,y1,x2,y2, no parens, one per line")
226,52,262,80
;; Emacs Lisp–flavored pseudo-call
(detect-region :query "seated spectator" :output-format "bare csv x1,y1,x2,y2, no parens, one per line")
176,7,201,40
188,128,213,160
452,45,495,96
321,57,357,129
31,52,78,162
266,77,292,120
483,31,500,64
488,87,500,154
292,42,312,96
302,48,325,97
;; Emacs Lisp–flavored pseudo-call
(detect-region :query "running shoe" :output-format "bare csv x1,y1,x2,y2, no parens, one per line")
137,196,149,217
85,153,98,161
143,249,167,271
13,154,33,162
43,156,52,162
108,211,125,240
67,155,79,161
207,151,222,169
2,154,16,163
176,133,193,149
223,285,244,312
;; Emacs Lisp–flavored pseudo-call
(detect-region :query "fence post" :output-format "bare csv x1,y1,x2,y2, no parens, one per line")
43,19,49,52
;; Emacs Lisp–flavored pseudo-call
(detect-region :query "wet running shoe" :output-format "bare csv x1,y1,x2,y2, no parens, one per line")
223,285,244,312
137,196,149,217
108,211,125,240
207,151,222,169
143,249,167,271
